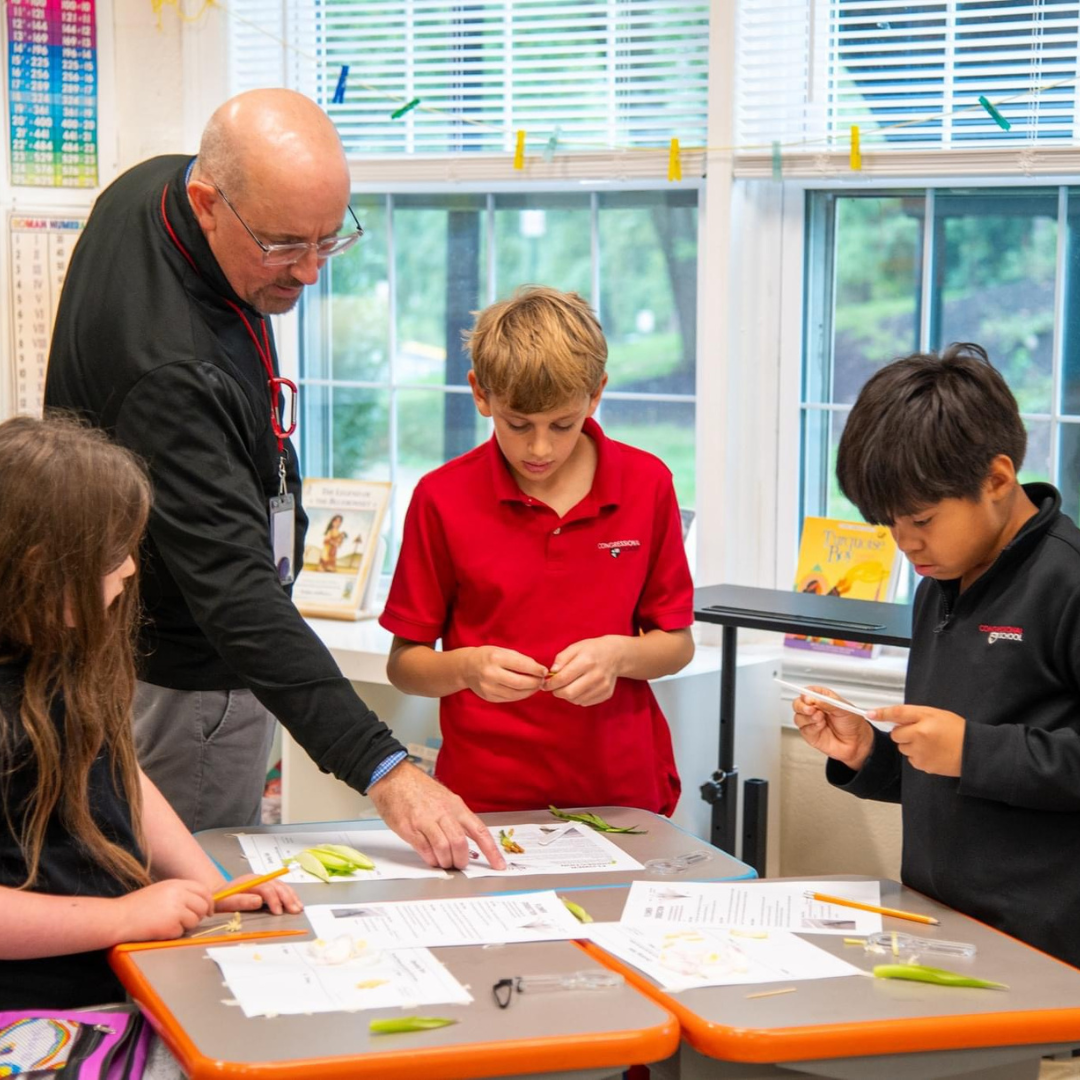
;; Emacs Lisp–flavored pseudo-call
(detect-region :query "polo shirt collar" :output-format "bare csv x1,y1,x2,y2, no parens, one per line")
487,416,622,513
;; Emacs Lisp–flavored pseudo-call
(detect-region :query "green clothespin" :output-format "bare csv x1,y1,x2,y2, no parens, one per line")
978,95,1011,131
391,97,421,120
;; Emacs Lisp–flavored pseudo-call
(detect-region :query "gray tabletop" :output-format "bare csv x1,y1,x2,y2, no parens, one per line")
195,806,755,904
575,877,1080,1065
113,937,677,1080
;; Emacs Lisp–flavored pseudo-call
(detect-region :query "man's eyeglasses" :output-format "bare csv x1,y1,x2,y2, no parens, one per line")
215,186,363,267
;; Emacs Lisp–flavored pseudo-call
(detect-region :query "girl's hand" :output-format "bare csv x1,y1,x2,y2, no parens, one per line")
791,684,875,771
214,875,303,916
116,878,213,943
463,646,546,702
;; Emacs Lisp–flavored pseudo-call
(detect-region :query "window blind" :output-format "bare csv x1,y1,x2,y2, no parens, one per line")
736,1,1080,155
227,0,709,156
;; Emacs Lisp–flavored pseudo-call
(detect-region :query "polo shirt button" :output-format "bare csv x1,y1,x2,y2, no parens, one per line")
553,527,561,534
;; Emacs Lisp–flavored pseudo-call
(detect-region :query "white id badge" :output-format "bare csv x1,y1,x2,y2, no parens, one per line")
269,493,296,585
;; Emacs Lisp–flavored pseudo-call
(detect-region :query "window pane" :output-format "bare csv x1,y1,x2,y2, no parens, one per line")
330,388,391,481
1061,188,1080,415
599,398,695,508
598,191,697,395
493,193,591,300
393,195,486,390
932,190,1058,413
328,197,390,383
1058,422,1080,523
801,407,860,522
1021,418,1052,487
394,388,490,553
299,383,332,479
808,194,922,406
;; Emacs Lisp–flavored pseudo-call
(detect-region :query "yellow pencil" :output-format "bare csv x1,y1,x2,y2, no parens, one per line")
806,890,940,926
212,866,290,903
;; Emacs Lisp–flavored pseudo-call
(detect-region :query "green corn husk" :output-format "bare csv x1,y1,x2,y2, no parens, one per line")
548,805,647,834
873,963,1008,990
295,849,332,882
369,1017,458,1034
312,843,376,870
562,898,594,924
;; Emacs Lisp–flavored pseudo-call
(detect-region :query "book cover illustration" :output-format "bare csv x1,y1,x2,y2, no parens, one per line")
785,517,903,658
291,478,392,621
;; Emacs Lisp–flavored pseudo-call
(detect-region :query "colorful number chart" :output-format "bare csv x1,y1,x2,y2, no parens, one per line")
7,0,98,188
8,213,85,415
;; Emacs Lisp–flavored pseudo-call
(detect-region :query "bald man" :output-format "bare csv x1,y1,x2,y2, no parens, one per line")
45,90,504,872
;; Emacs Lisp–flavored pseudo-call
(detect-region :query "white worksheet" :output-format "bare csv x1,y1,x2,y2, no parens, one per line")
620,880,883,936
235,830,450,882
305,889,584,948
586,923,865,992
206,941,472,1018
462,823,644,878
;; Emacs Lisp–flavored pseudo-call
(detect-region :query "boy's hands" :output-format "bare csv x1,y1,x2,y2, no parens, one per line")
214,875,303,916
791,685,875,771
543,635,626,706
117,878,213,942
872,705,965,777
463,646,547,702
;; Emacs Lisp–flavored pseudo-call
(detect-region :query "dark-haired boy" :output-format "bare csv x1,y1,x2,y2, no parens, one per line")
793,342,1080,967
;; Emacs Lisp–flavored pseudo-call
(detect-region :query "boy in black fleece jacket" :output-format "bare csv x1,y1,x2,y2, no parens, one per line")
793,342,1080,968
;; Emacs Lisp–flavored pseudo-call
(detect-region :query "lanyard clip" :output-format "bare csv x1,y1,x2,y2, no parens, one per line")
278,456,288,497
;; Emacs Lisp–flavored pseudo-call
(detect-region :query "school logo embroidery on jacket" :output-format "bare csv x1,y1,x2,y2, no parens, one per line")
979,624,1023,644
598,539,641,559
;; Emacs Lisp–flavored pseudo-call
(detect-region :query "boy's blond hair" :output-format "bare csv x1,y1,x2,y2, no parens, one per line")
465,286,607,414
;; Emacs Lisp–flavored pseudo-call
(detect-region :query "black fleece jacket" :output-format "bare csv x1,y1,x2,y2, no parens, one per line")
829,484,1080,967
44,155,404,792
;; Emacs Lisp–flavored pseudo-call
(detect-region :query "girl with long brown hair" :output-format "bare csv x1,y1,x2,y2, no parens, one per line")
0,415,301,1009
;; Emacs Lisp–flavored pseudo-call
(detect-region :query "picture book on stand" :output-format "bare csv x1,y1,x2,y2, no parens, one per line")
785,516,904,659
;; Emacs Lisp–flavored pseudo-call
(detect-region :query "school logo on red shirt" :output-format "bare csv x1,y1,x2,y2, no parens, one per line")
598,539,641,559
979,624,1023,644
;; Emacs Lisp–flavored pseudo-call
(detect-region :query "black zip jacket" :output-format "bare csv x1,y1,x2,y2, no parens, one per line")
44,155,404,792
828,483,1080,967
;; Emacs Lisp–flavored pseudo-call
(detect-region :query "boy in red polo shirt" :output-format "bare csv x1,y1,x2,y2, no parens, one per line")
379,286,695,814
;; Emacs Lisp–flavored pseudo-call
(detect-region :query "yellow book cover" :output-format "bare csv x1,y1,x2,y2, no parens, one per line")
785,517,903,658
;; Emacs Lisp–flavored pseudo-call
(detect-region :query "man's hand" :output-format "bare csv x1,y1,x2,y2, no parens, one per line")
874,705,965,777
791,684,875,771
462,646,546,703
367,762,506,871
543,636,626,707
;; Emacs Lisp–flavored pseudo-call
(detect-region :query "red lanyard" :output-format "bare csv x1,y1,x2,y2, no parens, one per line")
160,183,298,456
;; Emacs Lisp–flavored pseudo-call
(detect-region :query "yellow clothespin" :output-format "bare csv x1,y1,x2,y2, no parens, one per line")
668,137,682,182
850,125,862,171
514,130,526,170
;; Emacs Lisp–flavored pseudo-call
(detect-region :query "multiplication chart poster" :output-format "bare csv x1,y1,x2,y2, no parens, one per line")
8,213,84,414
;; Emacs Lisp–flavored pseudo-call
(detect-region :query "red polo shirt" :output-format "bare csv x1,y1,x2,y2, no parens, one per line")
380,418,693,814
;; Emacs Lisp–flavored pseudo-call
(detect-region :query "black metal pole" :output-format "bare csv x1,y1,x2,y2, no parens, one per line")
742,778,769,876
709,625,739,853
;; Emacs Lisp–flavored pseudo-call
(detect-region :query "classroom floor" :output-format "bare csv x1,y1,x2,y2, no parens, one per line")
1041,1059,1080,1079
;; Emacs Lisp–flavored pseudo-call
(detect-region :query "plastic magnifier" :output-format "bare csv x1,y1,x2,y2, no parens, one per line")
865,931,976,959
644,849,713,875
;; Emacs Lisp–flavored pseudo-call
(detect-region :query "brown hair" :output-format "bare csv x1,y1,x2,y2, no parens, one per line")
0,414,152,889
465,286,607,414
836,342,1027,525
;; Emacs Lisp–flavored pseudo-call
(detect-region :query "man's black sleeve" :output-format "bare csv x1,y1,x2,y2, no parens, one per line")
115,360,406,791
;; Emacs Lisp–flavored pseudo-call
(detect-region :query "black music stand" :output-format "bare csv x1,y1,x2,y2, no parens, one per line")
693,584,913,873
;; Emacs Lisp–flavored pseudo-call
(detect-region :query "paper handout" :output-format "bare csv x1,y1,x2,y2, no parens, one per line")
462,823,644,878
620,880,884,936
236,829,451,882
304,890,585,948
586,923,864,992
206,941,472,1018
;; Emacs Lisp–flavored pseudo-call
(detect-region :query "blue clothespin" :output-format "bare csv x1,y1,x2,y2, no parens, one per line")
332,65,349,105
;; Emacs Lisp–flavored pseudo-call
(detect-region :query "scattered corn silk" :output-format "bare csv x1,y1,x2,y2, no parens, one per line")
307,935,381,966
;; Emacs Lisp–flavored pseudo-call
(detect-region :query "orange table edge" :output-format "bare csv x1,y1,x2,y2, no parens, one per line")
580,938,1080,1065
109,942,680,1080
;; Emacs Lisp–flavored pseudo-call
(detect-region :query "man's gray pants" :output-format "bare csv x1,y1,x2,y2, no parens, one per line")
133,681,277,832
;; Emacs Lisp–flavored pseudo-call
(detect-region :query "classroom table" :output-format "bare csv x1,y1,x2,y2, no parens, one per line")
575,877,1080,1080
110,807,754,1080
